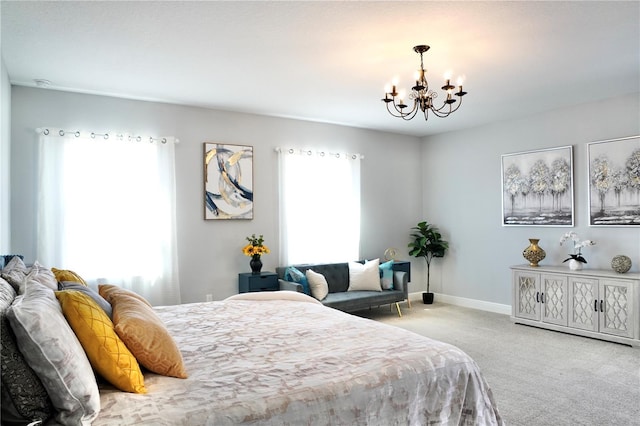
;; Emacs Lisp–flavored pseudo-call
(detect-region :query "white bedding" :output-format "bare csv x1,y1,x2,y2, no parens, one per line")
94,295,503,425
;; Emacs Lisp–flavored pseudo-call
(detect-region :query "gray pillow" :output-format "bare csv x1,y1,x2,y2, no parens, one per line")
0,278,53,424
7,280,100,425
0,256,29,293
58,281,113,319
0,277,15,309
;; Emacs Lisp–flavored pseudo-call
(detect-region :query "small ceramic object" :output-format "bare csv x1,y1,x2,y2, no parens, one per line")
611,255,632,274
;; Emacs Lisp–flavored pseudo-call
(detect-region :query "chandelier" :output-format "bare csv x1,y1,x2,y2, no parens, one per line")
382,45,467,121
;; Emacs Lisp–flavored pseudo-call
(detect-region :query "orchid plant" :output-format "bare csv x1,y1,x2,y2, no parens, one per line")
559,232,595,264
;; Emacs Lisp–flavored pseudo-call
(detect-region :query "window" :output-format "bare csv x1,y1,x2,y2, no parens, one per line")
278,148,361,264
37,130,180,305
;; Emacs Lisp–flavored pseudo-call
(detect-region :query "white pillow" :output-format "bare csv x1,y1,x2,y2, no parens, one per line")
305,269,329,301
348,259,382,292
0,258,58,294
25,261,58,292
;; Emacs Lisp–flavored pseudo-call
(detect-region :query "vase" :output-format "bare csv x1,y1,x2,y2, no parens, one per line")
569,259,583,271
250,255,263,275
611,255,632,274
522,238,546,267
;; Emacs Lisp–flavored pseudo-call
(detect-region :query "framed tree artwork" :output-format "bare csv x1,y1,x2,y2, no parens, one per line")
501,146,574,226
203,143,254,220
588,135,640,226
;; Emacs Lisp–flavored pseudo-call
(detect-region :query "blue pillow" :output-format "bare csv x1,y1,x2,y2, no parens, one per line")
379,260,394,290
284,266,310,295
57,281,113,319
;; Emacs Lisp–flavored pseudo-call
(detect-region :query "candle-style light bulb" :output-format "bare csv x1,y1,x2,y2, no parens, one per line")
455,75,467,96
441,76,455,91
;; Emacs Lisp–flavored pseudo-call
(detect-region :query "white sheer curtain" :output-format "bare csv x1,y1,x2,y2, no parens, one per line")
278,148,361,264
37,129,180,306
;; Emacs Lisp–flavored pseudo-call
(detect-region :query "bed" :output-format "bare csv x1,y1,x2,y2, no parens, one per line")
93,291,503,425
1,254,502,425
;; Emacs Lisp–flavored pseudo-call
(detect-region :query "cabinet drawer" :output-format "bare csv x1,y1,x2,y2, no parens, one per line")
239,272,278,293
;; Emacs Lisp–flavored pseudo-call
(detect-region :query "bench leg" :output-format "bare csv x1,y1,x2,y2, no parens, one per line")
395,302,402,317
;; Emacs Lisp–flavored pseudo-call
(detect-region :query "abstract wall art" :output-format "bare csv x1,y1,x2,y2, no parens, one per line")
501,146,574,226
588,135,640,226
204,143,253,220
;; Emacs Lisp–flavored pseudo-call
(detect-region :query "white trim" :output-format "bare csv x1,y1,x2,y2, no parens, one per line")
409,292,511,315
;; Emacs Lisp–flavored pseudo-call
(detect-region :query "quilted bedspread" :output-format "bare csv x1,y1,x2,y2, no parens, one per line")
94,293,503,425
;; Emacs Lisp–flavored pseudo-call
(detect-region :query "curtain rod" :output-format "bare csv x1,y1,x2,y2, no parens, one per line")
36,128,179,144
274,147,363,160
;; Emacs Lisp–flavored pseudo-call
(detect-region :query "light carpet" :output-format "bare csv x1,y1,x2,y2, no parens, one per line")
355,300,640,426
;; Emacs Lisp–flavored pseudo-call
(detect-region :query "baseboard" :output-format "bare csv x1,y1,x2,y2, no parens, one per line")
409,292,511,316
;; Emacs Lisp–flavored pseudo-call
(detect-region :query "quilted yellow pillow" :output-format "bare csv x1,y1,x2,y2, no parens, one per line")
55,290,146,394
103,289,187,379
51,268,87,286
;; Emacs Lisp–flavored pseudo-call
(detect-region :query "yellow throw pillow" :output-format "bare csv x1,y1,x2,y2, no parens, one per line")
55,290,146,394
102,288,187,379
51,268,87,286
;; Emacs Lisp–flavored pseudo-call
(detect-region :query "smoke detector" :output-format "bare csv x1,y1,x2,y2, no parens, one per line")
34,79,51,88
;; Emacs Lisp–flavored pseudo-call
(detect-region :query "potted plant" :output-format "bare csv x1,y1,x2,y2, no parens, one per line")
408,221,449,304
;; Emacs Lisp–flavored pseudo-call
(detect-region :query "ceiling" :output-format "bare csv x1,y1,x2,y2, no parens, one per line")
1,1,639,138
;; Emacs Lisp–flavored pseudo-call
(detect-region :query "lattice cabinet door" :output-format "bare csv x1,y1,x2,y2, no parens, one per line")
599,279,635,338
541,274,568,326
514,271,540,321
568,276,598,332
512,265,640,346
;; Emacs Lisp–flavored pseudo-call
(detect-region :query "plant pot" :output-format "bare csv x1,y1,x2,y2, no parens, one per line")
568,259,583,271
422,292,434,304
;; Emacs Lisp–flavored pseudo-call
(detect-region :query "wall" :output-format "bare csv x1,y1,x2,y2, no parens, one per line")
421,93,640,308
10,86,423,303
0,57,10,251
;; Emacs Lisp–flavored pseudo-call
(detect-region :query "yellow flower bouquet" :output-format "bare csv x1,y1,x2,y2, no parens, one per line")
243,234,269,274
242,234,270,257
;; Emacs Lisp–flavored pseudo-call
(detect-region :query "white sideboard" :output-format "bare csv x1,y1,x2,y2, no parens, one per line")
511,265,640,347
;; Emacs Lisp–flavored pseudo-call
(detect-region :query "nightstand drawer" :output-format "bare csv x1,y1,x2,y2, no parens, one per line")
238,272,279,293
